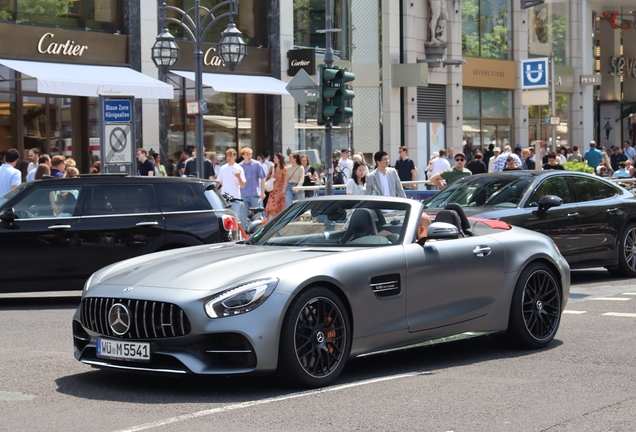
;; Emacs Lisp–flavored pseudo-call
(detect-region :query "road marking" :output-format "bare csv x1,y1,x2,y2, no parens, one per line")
563,310,586,314
603,312,636,318
115,372,429,432
0,391,35,401
590,297,631,301
622,292,636,296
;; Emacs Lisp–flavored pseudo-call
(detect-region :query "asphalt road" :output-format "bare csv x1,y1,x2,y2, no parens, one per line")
1,269,635,432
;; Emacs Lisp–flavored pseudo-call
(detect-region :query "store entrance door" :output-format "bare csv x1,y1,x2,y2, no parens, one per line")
483,123,511,151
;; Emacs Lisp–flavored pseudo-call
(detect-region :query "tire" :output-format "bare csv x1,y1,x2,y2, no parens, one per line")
615,222,636,277
506,262,562,349
278,287,351,388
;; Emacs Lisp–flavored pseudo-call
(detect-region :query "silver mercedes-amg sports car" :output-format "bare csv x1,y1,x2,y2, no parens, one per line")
73,196,570,388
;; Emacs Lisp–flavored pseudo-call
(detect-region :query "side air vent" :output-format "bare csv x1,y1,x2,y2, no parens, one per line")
369,273,401,297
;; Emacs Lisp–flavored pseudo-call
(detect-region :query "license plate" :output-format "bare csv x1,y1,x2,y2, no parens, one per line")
96,338,150,362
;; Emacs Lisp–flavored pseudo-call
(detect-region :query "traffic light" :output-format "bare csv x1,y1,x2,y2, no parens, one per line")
332,69,355,126
317,64,341,126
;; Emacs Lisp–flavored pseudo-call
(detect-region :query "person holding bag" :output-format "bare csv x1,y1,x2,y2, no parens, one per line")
300,154,318,198
265,152,286,218
285,152,304,207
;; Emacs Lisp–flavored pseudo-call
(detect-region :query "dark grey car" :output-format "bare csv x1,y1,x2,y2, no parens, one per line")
425,171,636,276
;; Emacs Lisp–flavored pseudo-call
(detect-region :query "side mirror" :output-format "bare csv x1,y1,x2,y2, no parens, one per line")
425,222,460,242
536,195,563,214
0,207,15,224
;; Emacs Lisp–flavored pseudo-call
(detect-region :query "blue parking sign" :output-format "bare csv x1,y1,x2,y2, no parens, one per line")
521,58,549,89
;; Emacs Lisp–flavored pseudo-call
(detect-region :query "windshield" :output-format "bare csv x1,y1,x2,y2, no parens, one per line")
425,175,535,209
0,184,26,208
248,200,410,247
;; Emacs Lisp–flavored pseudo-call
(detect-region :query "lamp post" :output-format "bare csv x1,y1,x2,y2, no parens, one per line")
151,1,247,179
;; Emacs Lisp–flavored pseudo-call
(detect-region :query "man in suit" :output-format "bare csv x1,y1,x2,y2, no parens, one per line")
365,151,406,197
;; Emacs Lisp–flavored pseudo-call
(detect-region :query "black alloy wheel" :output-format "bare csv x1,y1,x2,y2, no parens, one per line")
618,223,636,277
506,263,561,349
278,287,351,388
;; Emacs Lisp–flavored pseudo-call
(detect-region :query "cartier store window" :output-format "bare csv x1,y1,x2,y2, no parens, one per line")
1,0,121,33
167,76,262,162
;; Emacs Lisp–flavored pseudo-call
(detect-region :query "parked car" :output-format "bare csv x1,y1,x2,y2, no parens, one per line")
73,196,569,388
425,171,636,276
0,175,239,293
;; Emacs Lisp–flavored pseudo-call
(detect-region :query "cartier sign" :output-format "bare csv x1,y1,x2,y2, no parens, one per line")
204,47,225,67
38,32,89,56
287,48,315,76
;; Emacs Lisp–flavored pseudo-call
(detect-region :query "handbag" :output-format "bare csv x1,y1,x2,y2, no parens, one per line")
265,176,276,192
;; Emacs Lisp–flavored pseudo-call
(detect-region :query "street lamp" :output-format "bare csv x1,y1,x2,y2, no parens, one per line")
152,1,247,179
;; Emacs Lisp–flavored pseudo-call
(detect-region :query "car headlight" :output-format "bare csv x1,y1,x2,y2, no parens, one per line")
205,278,279,318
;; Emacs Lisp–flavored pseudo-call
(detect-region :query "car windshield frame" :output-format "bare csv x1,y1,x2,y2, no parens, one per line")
0,183,28,208
425,173,537,209
247,199,411,247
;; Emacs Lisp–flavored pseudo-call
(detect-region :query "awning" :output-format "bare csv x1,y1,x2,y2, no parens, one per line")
0,58,174,99
171,70,290,96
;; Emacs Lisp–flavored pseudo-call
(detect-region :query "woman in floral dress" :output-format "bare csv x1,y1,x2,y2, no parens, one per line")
265,152,287,219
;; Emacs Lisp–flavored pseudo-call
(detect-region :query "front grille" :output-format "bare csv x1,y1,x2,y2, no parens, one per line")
81,297,192,339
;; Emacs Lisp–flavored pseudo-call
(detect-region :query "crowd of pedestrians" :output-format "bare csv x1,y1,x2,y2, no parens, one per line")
4,138,636,225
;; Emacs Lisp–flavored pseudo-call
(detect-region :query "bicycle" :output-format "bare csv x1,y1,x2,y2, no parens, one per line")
221,192,267,240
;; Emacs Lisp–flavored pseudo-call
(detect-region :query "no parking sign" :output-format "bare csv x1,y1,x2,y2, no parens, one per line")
99,95,136,174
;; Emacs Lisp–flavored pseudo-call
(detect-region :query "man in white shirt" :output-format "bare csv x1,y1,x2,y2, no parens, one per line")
26,148,40,174
622,140,636,164
365,151,406,197
216,148,246,217
491,145,522,172
0,149,22,196
337,149,354,180
429,149,450,189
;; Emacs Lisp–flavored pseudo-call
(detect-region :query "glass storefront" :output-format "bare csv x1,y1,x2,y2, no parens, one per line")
1,0,120,32
166,76,265,163
293,0,350,61
526,0,571,150
527,0,569,65
462,0,511,60
166,0,267,48
462,88,513,156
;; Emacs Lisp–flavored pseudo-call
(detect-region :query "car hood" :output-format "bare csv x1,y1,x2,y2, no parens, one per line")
89,243,339,292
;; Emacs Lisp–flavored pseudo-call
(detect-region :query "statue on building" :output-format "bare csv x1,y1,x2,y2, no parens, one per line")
428,0,449,45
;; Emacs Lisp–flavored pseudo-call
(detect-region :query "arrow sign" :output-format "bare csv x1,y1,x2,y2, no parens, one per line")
286,69,318,106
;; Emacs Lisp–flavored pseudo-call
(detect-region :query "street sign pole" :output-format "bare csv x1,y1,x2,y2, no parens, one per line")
550,52,557,154
316,0,341,196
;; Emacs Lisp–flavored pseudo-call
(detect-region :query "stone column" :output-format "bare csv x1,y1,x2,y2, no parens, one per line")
513,1,529,148
381,0,402,157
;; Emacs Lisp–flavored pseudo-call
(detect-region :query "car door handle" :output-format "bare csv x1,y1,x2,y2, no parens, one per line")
606,208,619,214
136,221,159,227
473,246,491,257
48,224,71,230
567,212,579,218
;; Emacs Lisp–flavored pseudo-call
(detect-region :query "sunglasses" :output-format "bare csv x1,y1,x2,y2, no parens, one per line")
455,158,465,162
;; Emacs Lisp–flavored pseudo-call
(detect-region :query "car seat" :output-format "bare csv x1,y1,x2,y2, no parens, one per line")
341,208,378,244
434,209,464,237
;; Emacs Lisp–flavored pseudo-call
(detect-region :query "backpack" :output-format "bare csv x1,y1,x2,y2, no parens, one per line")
333,168,346,185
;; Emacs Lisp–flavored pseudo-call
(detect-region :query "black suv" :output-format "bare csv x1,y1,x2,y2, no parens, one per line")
0,175,239,293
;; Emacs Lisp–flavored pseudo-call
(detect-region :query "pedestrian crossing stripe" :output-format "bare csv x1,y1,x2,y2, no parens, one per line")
603,312,636,318
563,310,586,314
590,297,631,301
